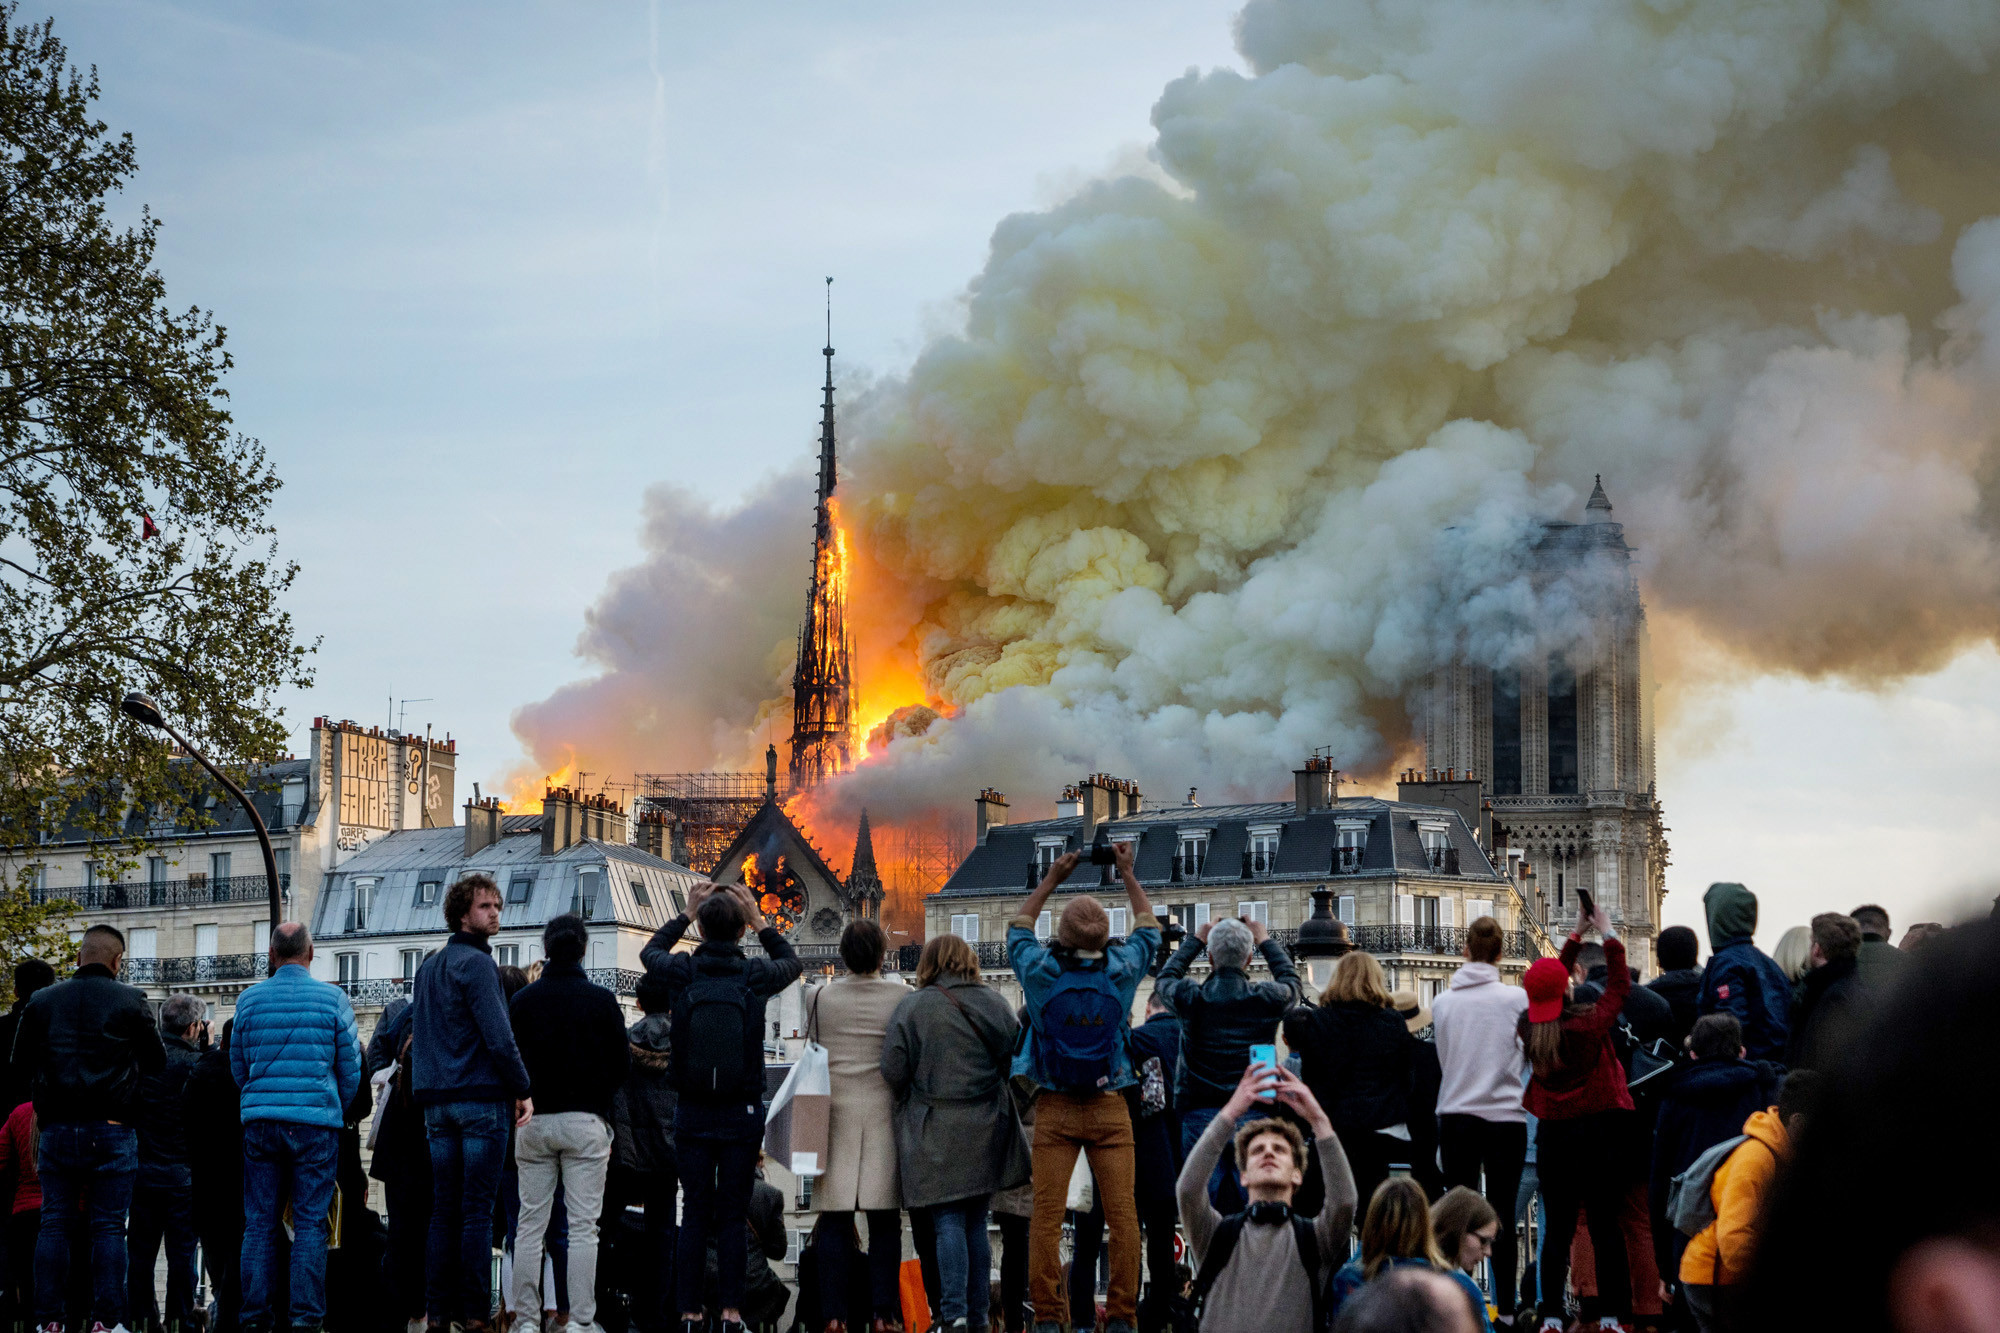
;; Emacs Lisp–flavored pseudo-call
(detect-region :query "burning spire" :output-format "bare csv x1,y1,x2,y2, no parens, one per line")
790,278,857,789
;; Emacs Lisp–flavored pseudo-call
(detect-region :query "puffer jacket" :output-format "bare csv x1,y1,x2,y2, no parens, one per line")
612,1013,677,1177
1696,884,1792,1062
230,963,361,1130
1648,1056,1783,1281
1153,934,1303,1109
1680,1106,1789,1286
11,964,165,1123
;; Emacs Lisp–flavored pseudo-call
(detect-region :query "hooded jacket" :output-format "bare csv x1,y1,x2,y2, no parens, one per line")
1695,884,1792,1063
611,1012,677,1177
1648,1057,1783,1279
1430,962,1529,1122
1680,1106,1789,1286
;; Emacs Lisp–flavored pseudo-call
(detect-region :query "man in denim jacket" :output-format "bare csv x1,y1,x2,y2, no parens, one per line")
1009,843,1159,1333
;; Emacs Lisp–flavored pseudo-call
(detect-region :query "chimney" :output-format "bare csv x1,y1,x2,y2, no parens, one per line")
1055,783,1082,819
1294,755,1338,814
1122,781,1144,817
541,787,580,857
463,797,503,857
976,788,1009,842
578,791,628,846
636,808,678,860
1078,773,1132,831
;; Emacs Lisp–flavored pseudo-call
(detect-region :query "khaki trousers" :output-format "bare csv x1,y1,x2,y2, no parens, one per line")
1030,1091,1138,1326
511,1111,612,1333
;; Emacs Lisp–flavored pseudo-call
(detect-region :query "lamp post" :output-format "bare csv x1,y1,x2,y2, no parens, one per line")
1295,885,1349,995
121,693,283,932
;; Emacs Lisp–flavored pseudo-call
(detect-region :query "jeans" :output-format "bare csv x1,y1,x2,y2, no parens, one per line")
1536,1113,1634,1323
815,1210,902,1326
240,1120,340,1333
1439,1115,1528,1318
1176,1108,1245,1213
1029,1092,1138,1326
36,1120,139,1328
425,1100,512,1328
674,1135,758,1317
931,1196,991,1326
511,1113,611,1331
128,1175,200,1329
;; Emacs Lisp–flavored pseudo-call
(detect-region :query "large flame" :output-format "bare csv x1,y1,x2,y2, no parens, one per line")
501,759,574,815
831,499,939,760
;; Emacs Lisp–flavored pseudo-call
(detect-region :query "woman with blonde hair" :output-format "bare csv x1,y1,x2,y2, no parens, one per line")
1329,1178,1491,1331
881,935,1031,1333
1772,924,1813,1004
1283,949,1417,1210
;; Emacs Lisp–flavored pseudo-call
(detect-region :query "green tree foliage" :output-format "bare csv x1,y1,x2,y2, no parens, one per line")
0,10,313,910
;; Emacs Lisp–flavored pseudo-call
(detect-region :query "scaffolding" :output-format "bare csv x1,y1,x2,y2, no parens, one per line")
635,771,788,875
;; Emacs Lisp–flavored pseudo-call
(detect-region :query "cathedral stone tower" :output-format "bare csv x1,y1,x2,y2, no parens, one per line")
1420,477,1669,970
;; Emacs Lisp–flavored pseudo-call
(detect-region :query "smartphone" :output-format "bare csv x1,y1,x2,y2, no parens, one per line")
1249,1043,1278,1102
1576,888,1596,921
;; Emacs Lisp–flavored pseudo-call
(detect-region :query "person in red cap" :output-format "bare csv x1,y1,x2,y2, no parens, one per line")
1519,903,1633,1332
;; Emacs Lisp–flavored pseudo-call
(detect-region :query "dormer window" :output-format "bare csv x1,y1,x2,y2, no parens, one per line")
1035,838,1067,874
1176,831,1209,879
1247,825,1281,875
1418,821,1453,872
1334,820,1369,874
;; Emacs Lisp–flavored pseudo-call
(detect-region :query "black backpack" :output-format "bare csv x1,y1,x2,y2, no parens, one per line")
670,955,761,1104
1171,1205,1325,1333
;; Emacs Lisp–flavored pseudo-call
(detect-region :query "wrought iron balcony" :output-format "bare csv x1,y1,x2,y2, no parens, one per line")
35,875,290,911
1332,845,1365,874
124,954,269,985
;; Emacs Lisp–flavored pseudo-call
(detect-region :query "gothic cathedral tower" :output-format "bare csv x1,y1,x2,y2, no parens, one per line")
790,280,856,790
1420,478,1669,970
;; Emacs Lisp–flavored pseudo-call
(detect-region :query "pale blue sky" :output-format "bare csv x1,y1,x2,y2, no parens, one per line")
49,0,2000,944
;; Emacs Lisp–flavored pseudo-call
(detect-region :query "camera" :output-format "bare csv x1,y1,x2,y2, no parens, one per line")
1083,842,1117,865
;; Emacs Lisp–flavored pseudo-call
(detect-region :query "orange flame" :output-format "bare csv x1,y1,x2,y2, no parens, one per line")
828,501,935,760
501,759,573,814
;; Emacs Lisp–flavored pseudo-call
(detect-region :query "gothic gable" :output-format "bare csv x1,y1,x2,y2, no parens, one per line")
710,801,854,945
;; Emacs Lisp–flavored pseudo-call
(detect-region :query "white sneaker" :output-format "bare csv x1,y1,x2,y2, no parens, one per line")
508,1318,542,1333
408,1321,428,1333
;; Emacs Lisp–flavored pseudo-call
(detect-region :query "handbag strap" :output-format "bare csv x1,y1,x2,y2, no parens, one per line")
935,983,1009,1070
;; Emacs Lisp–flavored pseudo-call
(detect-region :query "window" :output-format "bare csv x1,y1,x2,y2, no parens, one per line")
347,878,378,932
1035,841,1065,874
195,923,219,958
796,1175,813,1211
1337,895,1356,926
416,879,441,907
1491,665,1523,796
1397,894,1415,926
1236,901,1269,925
1176,833,1209,879
1247,827,1280,874
400,948,423,979
631,878,651,908
1334,822,1368,873
1106,907,1129,936
274,847,291,883
83,860,101,888
494,943,520,967
950,914,981,943
669,887,686,916
1419,825,1452,872
254,920,270,956
210,851,232,883
1555,871,1565,908
1035,910,1052,939
507,876,534,905
146,856,166,886
1547,656,1579,794
128,928,158,960
30,866,45,894
337,952,360,984
572,867,602,921
1467,898,1494,924
1167,902,1210,936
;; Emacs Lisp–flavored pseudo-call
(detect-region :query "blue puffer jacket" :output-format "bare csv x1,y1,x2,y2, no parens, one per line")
230,964,362,1130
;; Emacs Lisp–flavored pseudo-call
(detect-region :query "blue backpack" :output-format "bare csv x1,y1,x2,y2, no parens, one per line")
1038,958,1126,1092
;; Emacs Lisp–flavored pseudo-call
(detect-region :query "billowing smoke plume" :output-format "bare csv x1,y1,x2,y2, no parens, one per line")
519,0,2000,831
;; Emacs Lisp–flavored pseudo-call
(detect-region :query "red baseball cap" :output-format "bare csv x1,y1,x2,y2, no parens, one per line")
1523,957,1570,1023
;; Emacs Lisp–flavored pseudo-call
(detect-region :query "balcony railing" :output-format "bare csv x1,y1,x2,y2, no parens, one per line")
793,944,909,976
124,954,269,985
35,875,290,911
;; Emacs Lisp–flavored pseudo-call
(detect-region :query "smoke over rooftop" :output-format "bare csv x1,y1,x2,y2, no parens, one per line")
514,0,2000,845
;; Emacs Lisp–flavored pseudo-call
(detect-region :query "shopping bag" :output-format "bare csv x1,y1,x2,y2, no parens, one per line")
764,1040,832,1177
1066,1153,1094,1213
899,1256,931,1333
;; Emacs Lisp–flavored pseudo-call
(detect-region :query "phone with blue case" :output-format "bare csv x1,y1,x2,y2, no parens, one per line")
1249,1043,1278,1101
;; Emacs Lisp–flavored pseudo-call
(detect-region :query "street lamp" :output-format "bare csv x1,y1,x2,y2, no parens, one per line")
121,692,283,931
1295,886,1349,995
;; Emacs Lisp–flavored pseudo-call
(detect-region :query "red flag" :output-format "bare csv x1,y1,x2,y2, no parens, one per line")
141,513,159,539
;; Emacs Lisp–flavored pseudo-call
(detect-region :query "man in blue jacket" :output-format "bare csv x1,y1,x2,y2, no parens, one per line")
414,874,533,1333
1695,882,1793,1063
230,922,361,1333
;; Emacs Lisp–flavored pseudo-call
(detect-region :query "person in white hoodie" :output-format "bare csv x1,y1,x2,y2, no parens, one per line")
1429,916,1529,1327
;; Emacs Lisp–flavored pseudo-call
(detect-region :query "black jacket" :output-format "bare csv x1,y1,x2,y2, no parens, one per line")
510,960,631,1119
0,1004,34,1114
136,1033,202,1177
1586,964,1677,1048
1647,968,1704,1049
11,964,166,1123
1153,935,1303,1109
366,1000,423,1186
1786,956,1867,1071
612,1013,677,1177
184,1026,243,1223
1126,1012,1184,1210
1283,1000,1415,1133
1648,1056,1783,1278
641,915,800,1113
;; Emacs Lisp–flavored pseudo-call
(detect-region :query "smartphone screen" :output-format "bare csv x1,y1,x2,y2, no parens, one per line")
1577,888,1596,920
1249,1043,1278,1101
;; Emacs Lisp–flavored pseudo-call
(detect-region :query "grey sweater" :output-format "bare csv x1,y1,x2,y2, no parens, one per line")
1176,1112,1357,1333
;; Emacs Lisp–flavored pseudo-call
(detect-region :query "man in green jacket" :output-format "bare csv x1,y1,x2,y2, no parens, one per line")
1851,903,1907,996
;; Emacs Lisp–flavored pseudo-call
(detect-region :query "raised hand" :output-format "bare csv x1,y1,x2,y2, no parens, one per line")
1112,840,1136,874
1272,1065,1332,1137
1195,921,1214,944
1049,850,1082,884
1222,1060,1272,1121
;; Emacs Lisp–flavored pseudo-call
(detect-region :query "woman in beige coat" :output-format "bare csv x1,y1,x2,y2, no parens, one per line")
806,920,912,1333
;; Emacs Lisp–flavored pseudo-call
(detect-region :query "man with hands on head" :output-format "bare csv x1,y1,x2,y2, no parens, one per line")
1176,1061,1357,1333
1009,841,1161,1333
640,879,801,1333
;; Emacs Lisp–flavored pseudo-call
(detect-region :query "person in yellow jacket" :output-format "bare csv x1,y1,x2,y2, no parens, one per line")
1679,1070,1820,1332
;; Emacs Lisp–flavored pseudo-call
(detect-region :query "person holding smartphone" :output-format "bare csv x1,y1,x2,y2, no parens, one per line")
1517,899,1635,1332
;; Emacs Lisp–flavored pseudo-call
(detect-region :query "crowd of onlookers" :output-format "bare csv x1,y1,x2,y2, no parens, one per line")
0,848,1992,1333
